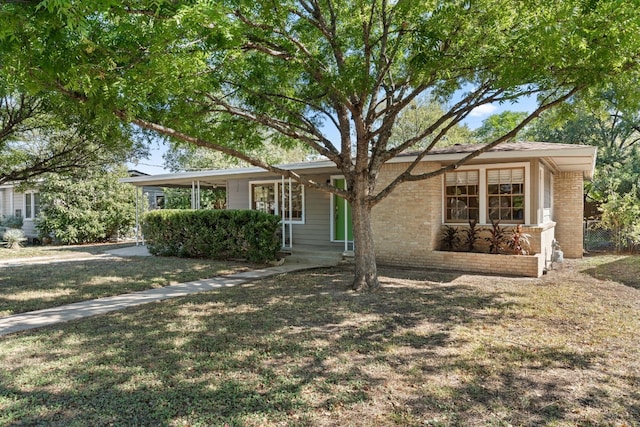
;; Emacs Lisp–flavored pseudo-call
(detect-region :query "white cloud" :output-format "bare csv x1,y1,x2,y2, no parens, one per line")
469,104,498,117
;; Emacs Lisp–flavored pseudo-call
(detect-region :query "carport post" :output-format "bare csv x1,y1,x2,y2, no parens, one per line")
191,181,195,209
288,177,293,249
197,180,201,209
135,187,140,246
281,176,286,248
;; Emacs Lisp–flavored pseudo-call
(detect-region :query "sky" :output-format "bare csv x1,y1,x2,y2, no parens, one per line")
128,96,539,175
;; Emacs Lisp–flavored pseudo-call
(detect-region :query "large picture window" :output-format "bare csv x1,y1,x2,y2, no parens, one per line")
444,165,528,224
487,168,525,223
250,181,304,223
445,170,479,222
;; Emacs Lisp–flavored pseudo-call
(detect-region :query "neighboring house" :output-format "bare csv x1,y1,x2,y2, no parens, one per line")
0,171,160,240
121,142,597,277
127,170,166,210
0,184,40,238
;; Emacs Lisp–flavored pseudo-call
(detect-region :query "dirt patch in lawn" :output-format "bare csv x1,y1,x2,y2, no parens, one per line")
0,256,638,426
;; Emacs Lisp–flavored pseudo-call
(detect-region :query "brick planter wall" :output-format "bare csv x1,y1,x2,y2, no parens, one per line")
427,251,545,277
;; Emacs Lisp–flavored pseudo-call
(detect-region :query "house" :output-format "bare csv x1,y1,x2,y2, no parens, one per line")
0,184,40,238
127,170,166,210
120,142,597,277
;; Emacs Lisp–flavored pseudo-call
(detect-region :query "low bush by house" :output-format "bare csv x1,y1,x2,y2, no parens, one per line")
143,209,280,262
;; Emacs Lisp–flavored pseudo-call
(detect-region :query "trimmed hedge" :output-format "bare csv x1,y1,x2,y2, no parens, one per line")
142,209,281,262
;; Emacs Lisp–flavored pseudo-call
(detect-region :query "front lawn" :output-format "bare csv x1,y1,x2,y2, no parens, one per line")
0,255,250,316
0,242,134,260
0,256,638,426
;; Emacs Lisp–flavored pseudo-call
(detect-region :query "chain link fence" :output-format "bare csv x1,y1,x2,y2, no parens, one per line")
584,220,614,252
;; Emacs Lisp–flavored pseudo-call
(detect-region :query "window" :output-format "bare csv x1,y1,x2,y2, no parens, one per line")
543,168,553,222
25,192,40,220
252,183,277,215
250,181,304,222
445,170,479,222
281,181,303,221
487,168,524,223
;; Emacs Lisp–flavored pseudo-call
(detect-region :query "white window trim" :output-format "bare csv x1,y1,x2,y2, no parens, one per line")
249,180,305,224
442,162,531,225
538,164,555,225
23,191,39,221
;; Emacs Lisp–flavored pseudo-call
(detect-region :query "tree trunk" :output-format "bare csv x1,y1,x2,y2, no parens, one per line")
350,190,380,292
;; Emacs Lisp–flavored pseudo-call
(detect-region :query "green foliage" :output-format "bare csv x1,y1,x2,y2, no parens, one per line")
598,186,640,253
163,188,226,210
440,225,460,251
2,228,26,249
474,111,530,143
3,0,640,289
36,167,136,244
389,98,475,149
0,215,23,229
164,140,312,173
525,93,640,203
143,209,280,262
0,92,144,186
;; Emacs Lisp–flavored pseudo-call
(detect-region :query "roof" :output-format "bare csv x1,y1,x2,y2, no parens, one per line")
120,141,597,187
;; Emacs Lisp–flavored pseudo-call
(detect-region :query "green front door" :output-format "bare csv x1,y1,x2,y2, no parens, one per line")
333,178,353,241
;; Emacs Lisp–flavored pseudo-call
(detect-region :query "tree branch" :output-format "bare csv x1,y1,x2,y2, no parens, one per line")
117,112,350,198
370,86,581,206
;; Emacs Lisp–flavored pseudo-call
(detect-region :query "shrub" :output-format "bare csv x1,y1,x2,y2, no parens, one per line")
0,215,23,229
36,167,136,244
3,228,27,249
464,219,481,252
598,189,640,253
142,209,280,263
440,225,460,251
485,219,508,254
507,224,532,255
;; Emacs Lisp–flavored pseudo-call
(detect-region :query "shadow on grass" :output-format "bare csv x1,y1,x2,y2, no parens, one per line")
581,254,640,290
0,257,246,315
0,266,630,426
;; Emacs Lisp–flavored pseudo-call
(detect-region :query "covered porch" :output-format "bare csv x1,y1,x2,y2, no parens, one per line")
120,160,355,253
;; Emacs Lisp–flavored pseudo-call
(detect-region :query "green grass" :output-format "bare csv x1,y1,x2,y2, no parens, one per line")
0,246,250,316
1,257,639,426
0,242,133,260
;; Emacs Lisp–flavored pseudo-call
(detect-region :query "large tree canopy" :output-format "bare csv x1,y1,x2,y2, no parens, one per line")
0,92,142,185
2,0,639,290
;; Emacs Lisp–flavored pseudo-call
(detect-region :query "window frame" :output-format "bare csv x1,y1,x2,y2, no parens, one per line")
444,169,480,223
486,167,526,224
249,180,305,224
24,191,40,221
442,162,531,225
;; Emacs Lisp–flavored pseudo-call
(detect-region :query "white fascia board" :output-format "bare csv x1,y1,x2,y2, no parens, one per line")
387,145,597,163
119,159,339,186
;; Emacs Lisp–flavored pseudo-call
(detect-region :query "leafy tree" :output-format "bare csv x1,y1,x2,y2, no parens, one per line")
474,111,529,143
389,98,475,148
526,94,640,201
164,141,312,173
0,91,144,186
3,1,640,290
598,181,640,253
36,166,137,244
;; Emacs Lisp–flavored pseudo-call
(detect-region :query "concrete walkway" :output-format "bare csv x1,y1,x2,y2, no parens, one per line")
0,249,342,337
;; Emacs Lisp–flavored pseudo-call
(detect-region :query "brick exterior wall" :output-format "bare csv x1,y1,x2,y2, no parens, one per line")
371,162,442,268
553,172,584,258
369,162,569,277
428,251,544,277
